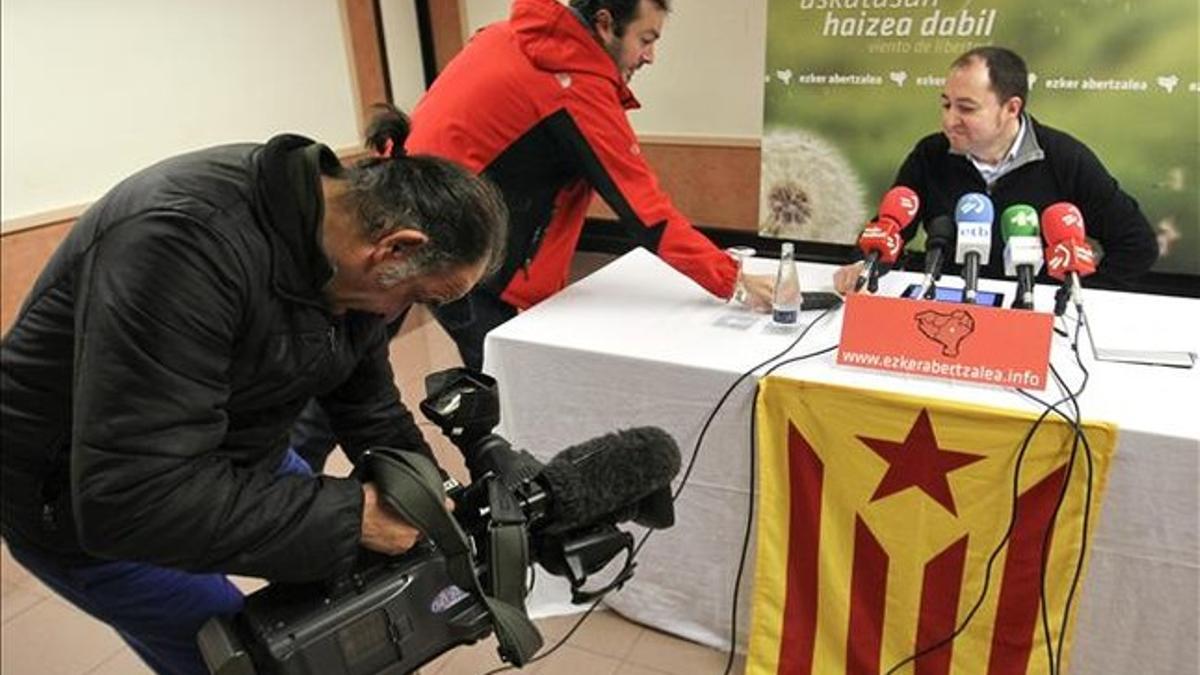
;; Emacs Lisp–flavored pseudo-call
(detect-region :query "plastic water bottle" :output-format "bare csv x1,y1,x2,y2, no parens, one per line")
772,242,800,324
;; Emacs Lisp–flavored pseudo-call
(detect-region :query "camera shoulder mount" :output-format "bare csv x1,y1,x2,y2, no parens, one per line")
362,447,543,666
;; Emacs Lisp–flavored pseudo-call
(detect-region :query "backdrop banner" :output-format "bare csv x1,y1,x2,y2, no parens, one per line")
748,377,1118,674
760,0,1198,276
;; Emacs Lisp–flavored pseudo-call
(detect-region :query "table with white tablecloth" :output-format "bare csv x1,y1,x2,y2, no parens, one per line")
483,248,1199,674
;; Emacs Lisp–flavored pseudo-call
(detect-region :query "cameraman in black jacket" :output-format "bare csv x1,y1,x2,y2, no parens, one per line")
0,110,507,675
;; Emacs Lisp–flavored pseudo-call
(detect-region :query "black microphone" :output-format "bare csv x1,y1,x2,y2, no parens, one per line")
916,215,955,300
537,427,681,535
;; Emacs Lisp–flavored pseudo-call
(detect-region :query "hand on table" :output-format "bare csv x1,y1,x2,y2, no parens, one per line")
738,273,775,312
832,262,865,296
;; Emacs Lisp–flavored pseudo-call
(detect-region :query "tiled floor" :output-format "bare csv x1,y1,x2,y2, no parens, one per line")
1,267,748,674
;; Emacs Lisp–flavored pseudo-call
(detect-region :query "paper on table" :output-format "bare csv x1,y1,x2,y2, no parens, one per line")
1084,315,1197,368
1091,345,1196,368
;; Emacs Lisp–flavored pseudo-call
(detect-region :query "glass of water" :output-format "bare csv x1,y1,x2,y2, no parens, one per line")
726,246,757,305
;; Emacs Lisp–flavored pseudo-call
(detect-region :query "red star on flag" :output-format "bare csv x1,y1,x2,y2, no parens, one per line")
858,409,985,516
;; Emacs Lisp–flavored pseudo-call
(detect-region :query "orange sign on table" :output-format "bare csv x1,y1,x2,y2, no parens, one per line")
836,294,1053,390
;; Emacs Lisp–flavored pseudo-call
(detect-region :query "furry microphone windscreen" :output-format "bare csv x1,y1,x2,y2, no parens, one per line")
537,427,681,535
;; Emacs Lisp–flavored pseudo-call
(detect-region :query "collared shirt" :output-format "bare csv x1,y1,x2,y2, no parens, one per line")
902,114,1157,285
969,117,1026,186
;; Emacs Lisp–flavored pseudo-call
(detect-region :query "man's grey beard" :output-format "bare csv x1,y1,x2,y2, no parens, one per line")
377,258,425,288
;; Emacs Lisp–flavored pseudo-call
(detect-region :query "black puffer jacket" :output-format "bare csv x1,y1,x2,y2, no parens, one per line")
894,115,1158,286
0,135,432,581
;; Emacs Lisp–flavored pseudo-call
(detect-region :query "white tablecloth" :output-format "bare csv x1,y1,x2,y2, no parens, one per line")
483,248,1199,674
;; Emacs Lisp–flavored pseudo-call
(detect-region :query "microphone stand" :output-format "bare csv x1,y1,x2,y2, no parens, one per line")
867,263,883,293
854,253,879,293
961,253,981,304
1053,284,1070,317
1012,266,1035,310
917,247,944,300
1054,272,1084,316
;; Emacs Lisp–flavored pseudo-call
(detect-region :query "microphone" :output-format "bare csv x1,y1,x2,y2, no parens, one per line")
537,427,681,535
916,215,955,300
1000,204,1044,310
1041,202,1096,315
954,192,994,304
854,186,920,292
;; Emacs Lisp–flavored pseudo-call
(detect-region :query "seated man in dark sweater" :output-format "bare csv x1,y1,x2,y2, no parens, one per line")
833,46,1157,293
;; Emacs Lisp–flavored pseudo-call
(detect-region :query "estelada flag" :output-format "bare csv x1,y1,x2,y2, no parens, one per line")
748,378,1117,675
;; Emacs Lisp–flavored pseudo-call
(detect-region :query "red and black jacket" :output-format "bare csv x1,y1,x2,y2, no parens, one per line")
406,0,736,310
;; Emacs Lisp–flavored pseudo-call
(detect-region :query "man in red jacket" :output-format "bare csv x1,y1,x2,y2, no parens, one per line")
407,0,773,369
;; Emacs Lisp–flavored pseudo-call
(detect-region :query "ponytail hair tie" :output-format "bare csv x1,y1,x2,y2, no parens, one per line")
364,104,410,160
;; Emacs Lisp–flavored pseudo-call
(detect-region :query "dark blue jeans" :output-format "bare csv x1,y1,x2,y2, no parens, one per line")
431,288,518,371
290,398,337,472
290,309,416,472
290,296,515,471
6,449,314,675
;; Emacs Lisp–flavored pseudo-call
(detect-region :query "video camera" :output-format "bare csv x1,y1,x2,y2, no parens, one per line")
198,368,681,675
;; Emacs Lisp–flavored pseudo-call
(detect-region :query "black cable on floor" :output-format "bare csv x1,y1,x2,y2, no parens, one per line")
1027,311,1090,675
883,372,1080,672
886,308,1096,675
722,343,839,675
1028,366,1083,675
1041,309,1095,672
480,305,842,675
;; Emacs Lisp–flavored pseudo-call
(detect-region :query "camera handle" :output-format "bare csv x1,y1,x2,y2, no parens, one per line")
483,478,531,609
561,529,637,604
362,448,543,667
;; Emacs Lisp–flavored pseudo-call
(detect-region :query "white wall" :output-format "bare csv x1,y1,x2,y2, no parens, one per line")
380,0,429,114
464,0,509,33
0,0,363,226
1,0,768,226
462,0,767,140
